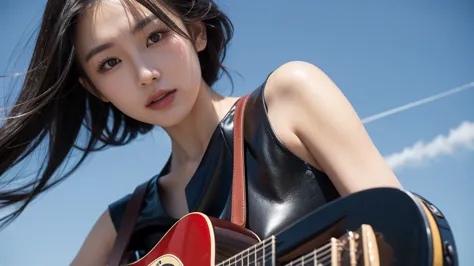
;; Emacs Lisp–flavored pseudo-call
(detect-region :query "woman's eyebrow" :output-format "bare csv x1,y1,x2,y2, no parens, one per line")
132,14,158,34
85,14,158,62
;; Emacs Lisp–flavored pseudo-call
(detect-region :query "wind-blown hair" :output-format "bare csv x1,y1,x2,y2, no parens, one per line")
0,0,234,229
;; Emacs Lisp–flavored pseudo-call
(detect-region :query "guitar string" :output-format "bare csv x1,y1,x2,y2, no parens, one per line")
216,239,266,266
290,247,332,265
285,251,334,266
215,239,272,266
220,251,335,266
216,233,357,266
290,252,336,266
219,249,337,266
283,245,336,266
286,242,356,266
241,240,331,265
278,251,342,266
287,241,346,265
253,241,346,266
217,240,274,266
251,241,335,266
220,240,273,266
222,251,273,266
218,240,336,266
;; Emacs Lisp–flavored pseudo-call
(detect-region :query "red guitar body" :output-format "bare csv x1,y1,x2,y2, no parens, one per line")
129,213,260,266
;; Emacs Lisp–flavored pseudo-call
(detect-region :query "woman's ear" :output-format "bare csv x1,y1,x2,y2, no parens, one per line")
79,77,110,102
189,21,207,52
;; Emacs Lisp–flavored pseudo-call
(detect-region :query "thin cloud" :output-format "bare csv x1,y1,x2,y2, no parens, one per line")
385,121,474,170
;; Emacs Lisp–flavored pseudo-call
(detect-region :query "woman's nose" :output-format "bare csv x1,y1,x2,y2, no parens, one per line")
138,66,161,87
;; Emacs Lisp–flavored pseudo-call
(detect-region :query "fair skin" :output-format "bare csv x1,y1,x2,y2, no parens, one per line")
71,1,402,265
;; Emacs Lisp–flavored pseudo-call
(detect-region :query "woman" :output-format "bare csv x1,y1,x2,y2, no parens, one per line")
0,0,402,265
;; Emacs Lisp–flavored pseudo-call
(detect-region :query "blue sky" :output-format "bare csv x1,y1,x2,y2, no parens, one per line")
0,0,473,265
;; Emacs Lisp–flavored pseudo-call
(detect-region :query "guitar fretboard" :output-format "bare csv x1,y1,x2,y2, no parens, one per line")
217,236,276,266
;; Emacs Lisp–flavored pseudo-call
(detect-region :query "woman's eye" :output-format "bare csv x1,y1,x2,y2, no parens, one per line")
98,58,121,71
105,59,120,68
146,32,163,47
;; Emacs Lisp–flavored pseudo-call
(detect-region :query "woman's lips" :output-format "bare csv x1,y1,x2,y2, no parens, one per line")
146,89,177,110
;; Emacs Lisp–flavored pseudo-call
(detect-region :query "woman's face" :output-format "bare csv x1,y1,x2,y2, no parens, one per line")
75,0,207,128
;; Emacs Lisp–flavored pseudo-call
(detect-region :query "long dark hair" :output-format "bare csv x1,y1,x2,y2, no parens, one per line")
0,0,234,229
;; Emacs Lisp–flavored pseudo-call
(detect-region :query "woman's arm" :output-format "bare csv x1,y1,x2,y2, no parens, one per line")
71,210,117,266
264,61,402,196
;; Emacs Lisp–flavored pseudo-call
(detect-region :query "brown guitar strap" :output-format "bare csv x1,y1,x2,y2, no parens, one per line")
231,93,250,227
107,94,250,266
107,181,148,266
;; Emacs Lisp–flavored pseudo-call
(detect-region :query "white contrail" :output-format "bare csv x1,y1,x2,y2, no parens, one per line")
362,82,474,124
385,120,474,170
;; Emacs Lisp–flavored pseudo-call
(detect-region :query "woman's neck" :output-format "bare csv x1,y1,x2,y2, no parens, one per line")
163,81,238,170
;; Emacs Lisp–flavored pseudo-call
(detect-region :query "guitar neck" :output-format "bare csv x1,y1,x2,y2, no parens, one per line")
217,224,378,266
284,238,339,266
216,236,276,266
217,236,337,266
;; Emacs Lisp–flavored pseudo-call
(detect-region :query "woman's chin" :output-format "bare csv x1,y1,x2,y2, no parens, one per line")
148,108,193,129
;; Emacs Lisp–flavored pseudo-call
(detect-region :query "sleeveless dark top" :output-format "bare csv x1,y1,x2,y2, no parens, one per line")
108,77,340,261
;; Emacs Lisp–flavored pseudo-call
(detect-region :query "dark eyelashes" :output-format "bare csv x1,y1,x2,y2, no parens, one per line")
145,27,170,47
95,27,170,73
96,57,112,71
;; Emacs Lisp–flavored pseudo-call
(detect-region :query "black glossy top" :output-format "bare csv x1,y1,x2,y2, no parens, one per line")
108,76,340,259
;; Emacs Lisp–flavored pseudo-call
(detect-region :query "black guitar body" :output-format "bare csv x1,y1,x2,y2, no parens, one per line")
274,188,458,266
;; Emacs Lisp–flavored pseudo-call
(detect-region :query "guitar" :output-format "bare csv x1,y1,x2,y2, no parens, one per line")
126,187,458,266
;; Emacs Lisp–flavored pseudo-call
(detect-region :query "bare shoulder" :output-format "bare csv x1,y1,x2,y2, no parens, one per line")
262,61,331,169
263,61,332,108
71,209,117,266
263,60,353,131
263,61,402,196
